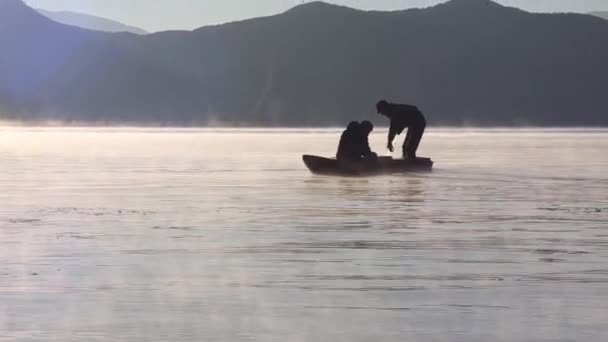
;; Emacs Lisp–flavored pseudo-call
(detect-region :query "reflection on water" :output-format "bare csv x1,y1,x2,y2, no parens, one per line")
1,128,608,341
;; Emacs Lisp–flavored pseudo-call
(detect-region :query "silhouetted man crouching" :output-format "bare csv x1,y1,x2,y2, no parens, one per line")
336,121,362,161
377,100,427,159
359,120,378,161
336,121,378,161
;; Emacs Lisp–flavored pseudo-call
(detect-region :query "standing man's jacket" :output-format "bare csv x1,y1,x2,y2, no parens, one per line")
383,104,426,137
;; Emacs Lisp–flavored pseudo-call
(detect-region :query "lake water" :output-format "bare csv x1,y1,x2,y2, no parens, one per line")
1,127,607,341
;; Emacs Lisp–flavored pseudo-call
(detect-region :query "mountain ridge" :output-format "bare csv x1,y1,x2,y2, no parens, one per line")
37,9,148,34
1,0,608,126
589,11,608,21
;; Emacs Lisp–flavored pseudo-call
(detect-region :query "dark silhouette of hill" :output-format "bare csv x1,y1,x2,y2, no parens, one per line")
1,0,608,126
590,11,608,21
37,9,148,34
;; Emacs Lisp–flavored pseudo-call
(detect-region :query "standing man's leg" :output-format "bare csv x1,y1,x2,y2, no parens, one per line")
402,127,412,159
404,123,426,159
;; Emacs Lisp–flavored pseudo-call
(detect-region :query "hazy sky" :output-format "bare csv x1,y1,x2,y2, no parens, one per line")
25,0,608,32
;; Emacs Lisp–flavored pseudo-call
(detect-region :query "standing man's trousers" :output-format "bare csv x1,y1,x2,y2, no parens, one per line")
402,121,426,159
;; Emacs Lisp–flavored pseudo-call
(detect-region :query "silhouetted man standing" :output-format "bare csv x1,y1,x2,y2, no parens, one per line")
377,100,427,159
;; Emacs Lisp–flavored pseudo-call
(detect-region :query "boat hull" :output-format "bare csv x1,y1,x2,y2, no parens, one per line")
302,155,433,176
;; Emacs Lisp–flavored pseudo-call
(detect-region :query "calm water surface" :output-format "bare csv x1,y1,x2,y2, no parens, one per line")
1,128,607,341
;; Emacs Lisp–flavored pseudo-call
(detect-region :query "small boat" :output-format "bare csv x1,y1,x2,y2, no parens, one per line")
302,155,433,176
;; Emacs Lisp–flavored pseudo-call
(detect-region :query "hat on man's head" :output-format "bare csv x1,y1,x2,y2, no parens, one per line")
376,100,389,114
347,121,360,131
361,120,374,133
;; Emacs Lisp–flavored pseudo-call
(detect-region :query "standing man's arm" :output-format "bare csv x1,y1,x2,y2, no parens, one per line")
387,122,396,152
